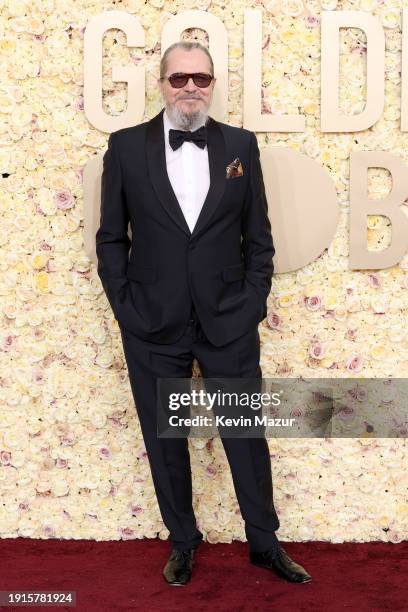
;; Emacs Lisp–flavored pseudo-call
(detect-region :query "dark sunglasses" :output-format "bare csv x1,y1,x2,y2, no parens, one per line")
162,72,214,89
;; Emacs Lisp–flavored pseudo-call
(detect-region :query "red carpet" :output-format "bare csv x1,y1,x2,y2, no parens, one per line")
1,538,407,611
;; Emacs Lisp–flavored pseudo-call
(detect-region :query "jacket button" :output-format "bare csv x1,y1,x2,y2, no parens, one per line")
188,243,195,250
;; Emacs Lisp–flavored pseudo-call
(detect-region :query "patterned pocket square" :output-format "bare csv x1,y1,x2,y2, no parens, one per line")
226,157,244,179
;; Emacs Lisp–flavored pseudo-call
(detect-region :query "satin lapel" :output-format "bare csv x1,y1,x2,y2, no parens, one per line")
145,108,226,240
191,115,226,240
146,108,191,237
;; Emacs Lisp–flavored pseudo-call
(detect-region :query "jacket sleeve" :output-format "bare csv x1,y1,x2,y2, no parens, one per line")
241,132,275,309
95,132,131,315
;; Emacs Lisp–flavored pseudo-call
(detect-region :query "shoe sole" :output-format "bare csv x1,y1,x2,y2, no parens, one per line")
163,572,192,586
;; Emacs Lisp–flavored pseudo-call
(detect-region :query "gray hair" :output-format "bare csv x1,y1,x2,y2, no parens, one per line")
159,41,214,79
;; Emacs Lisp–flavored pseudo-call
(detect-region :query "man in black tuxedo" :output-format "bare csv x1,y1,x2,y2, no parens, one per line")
96,41,311,586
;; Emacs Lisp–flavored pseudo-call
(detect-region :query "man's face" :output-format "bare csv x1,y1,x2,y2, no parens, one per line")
159,48,215,118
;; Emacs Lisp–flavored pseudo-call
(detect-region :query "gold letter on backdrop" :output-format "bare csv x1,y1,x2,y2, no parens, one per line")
261,147,339,273
243,9,305,132
349,152,408,269
321,10,385,132
84,10,145,132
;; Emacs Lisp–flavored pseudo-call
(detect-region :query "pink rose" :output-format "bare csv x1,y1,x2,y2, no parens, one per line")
309,341,326,359
60,432,76,446
99,447,111,459
54,190,74,210
387,530,403,544
304,295,321,311
43,525,55,537
206,464,217,476
346,354,363,373
368,273,381,288
306,15,320,27
345,329,357,341
0,451,11,465
74,96,84,111
3,335,15,350
267,312,282,330
276,361,293,375
120,527,135,540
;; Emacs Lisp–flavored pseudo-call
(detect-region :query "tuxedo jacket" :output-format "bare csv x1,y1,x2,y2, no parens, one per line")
96,108,275,347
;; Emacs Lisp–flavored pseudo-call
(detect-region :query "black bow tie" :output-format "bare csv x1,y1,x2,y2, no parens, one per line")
169,126,207,151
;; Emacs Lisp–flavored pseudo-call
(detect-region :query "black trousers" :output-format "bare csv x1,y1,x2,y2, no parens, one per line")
119,305,280,553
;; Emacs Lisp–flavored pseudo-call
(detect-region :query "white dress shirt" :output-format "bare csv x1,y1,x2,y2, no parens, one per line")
163,109,210,233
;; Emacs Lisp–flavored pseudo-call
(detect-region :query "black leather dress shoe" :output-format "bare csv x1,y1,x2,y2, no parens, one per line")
163,548,195,586
250,546,312,583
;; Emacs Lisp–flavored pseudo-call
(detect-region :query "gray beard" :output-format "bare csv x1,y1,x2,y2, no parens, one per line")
165,101,209,131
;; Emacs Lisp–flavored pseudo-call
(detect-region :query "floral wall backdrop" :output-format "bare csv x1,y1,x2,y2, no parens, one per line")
0,0,407,544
